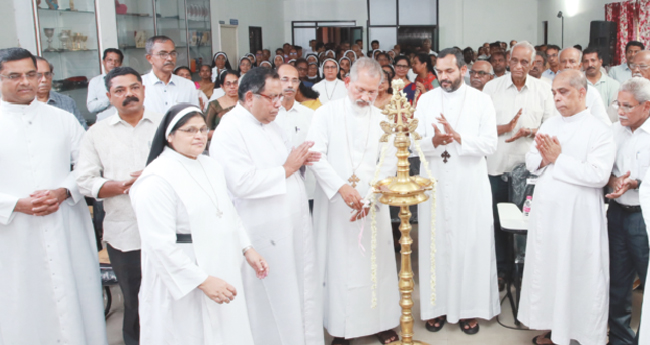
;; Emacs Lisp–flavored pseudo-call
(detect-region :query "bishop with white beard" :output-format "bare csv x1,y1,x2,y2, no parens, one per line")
307,57,401,344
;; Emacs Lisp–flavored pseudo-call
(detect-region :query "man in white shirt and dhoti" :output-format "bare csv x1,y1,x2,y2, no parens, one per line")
210,67,324,345
519,69,615,345
306,57,401,345
76,66,163,345
0,47,107,345
414,48,500,336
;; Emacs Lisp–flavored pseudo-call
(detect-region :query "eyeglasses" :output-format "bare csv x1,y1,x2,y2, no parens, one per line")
153,51,178,59
509,59,530,68
612,101,645,113
40,72,54,79
0,71,41,82
395,64,409,69
630,64,650,70
469,70,492,77
177,126,209,135
256,93,283,103
323,66,338,70
224,81,239,88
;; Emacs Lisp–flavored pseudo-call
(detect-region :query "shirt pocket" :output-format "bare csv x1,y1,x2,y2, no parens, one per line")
637,149,650,179
519,107,544,129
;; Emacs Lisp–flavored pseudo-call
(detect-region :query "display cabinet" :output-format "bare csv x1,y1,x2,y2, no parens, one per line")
34,0,101,123
115,0,155,74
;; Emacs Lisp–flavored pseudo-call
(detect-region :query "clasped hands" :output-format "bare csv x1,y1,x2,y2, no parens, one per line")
283,141,321,178
535,133,562,168
606,171,637,199
431,113,461,148
199,248,268,304
15,188,68,217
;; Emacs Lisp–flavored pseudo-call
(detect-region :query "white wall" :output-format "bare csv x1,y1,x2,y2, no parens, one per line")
438,0,538,50
537,0,609,49
0,0,19,49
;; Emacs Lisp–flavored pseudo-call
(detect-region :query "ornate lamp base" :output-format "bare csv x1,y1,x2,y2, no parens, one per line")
389,341,430,345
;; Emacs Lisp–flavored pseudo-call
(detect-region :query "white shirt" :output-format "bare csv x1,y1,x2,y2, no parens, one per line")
611,119,650,206
541,68,559,81
76,109,163,251
142,70,199,115
312,79,348,105
609,63,633,84
586,85,612,126
588,72,620,109
86,73,115,120
483,75,555,176
275,101,316,199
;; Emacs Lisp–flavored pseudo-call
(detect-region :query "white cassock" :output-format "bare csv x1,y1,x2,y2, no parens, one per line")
313,79,348,105
638,168,650,345
519,109,615,345
306,97,400,339
586,85,611,126
0,100,107,345
130,147,254,345
209,104,323,345
414,83,501,322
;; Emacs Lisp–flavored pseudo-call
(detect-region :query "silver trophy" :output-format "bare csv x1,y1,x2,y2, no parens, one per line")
44,28,55,51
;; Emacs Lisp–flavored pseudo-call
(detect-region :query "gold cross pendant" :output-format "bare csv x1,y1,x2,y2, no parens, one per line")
348,173,360,188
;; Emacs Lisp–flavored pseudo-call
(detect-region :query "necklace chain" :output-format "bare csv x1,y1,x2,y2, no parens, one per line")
343,102,373,186
177,159,223,217
325,80,339,100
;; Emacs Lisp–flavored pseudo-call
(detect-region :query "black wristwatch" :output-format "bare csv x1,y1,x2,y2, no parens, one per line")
64,188,71,200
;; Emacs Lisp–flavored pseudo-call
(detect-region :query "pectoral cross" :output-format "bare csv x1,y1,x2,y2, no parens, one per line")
349,173,360,188
441,150,450,163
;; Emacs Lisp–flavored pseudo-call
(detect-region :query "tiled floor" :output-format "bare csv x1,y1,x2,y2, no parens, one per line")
105,224,643,344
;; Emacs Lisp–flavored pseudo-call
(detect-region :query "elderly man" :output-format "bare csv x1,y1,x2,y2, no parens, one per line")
489,51,508,78
542,44,561,81
611,41,645,84
87,48,123,122
583,46,620,111
313,59,348,104
559,47,611,125
306,57,400,345
414,47,499,336
0,47,107,344
605,77,650,345
632,50,650,80
76,66,163,345
275,64,316,208
210,67,323,345
142,35,198,115
469,60,494,91
35,56,87,129
518,69,615,345
483,41,555,287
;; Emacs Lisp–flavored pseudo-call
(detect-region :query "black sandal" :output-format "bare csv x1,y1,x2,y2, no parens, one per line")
459,319,480,335
425,316,446,332
376,329,399,344
331,337,350,345
532,331,554,345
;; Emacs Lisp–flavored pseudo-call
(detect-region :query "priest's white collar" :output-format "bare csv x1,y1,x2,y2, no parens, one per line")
0,98,39,113
235,102,265,126
344,95,371,117
560,109,589,123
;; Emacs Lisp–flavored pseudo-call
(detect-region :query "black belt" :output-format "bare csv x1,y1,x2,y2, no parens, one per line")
613,200,642,213
176,234,193,243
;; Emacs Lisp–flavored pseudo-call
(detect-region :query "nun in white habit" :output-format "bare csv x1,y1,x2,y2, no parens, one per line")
130,103,269,345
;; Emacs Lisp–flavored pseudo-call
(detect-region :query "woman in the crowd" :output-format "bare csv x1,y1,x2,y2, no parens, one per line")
306,53,319,65
254,50,264,66
244,53,256,67
325,49,336,60
205,70,240,139
211,52,231,82
338,57,351,79
296,81,322,111
312,58,347,105
273,54,285,68
174,66,209,111
393,55,413,89
130,103,269,345
376,52,391,67
259,61,273,69
288,59,297,66
344,50,357,63
209,69,227,101
374,68,394,110
403,52,439,107
238,57,252,77
387,50,396,64
307,62,321,83
196,64,214,99
372,49,383,60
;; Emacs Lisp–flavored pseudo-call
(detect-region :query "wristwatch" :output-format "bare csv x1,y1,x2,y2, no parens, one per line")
636,179,642,190
63,188,71,200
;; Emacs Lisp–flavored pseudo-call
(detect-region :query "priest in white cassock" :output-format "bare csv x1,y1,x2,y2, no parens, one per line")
313,58,348,105
209,67,324,345
414,48,500,336
306,57,401,345
130,103,268,344
519,69,615,345
275,64,317,208
0,47,107,345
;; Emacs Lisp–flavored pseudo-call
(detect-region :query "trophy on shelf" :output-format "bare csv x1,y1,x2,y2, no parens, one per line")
69,0,75,11
81,35,88,50
58,29,71,50
72,33,81,50
43,28,55,51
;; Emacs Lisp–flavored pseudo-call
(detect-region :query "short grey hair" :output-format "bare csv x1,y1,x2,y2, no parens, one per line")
512,41,536,62
557,69,588,91
145,35,173,55
349,57,384,84
559,47,583,64
35,56,54,73
620,77,650,103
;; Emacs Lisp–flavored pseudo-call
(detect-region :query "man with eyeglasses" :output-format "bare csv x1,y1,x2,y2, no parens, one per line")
541,44,561,81
142,35,199,115
35,56,87,129
209,67,324,345
87,48,123,122
469,60,494,91
610,41,645,84
605,76,650,345
483,41,555,290
0,47,108,344
631,50,650,81
76,66,162,345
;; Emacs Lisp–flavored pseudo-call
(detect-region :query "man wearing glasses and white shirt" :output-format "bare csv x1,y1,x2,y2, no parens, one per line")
142,36,199,115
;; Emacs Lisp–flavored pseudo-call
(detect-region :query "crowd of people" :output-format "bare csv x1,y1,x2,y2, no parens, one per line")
2,31,650,345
